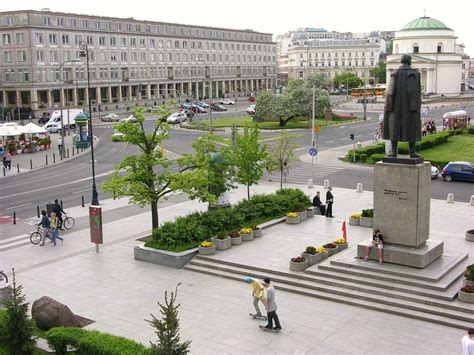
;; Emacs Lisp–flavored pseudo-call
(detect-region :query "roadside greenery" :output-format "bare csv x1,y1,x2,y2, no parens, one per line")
332,72,363,89
370,61,387,84
266,134,297,190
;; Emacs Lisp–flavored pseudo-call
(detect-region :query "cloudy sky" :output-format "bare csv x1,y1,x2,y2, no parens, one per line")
3,0,473,54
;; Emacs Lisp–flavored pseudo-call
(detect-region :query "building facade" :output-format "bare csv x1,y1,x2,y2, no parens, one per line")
387,16,467,95
277,28,386,86
0,10,277,115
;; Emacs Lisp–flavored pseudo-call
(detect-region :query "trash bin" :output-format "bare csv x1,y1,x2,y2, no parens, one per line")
46,203,55,216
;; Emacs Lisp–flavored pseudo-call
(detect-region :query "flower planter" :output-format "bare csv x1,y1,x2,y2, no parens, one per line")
289,260,309,272
335,242,348,251
349,217,360,226
241,232,254,242
321,252,329,260
252,228,263,238
359,217,374,228
325,246,338,256
211,237,231,251
305,209,314,219
198,245,216,255
297,211,307,221
286,216,300,224
463,279,474,287
230,236,242,245
458,290,474,303
466,233,474,242
301,252,325,266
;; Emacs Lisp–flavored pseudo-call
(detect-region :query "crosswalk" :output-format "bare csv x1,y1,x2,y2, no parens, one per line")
263,163,345,185
0,233,31,252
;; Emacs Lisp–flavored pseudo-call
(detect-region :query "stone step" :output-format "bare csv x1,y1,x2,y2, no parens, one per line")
187,259,474,320
184,262,473,329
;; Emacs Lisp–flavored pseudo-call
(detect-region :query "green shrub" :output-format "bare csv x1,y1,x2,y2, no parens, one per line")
147,188,311,250
468,125,474,134
305,246,317,255
368,154,384,164
361,209,374,218
111,134,124,142
360,154,368,163
46,327,148,355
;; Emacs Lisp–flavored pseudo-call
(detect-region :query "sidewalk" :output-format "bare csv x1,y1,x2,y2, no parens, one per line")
1,183,472,353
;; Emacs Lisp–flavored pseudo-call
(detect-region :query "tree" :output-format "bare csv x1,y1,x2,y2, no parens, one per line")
370,61,387,83
306,73,329,89
0,269,35,355
266,134,297,189
255,90,276,121
147,283,191,355
232,124,267,199
285,80,311,119
333,72,363,89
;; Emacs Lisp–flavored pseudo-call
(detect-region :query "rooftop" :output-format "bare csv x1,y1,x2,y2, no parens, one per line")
400,16,451,31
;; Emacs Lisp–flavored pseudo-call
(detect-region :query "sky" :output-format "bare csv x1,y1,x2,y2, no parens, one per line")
2,0,473,54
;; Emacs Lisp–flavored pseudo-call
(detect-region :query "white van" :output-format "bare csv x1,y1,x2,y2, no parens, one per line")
48,109,84,128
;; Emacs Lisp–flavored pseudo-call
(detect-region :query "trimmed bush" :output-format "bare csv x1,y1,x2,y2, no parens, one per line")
361,209,374,218
368,154,384,164
468,125,474,134
146,188,311,251
360,154,368,163
46,327,148,355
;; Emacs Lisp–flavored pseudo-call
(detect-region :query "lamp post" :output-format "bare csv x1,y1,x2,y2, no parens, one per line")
79,42,99,206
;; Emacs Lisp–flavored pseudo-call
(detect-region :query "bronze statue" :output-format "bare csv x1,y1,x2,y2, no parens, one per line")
383,54,422,158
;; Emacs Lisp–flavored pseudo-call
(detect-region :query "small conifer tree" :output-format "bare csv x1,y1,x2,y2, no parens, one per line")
147,283,191,355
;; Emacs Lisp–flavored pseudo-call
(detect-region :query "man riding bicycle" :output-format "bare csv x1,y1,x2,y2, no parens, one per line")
51,199,65,230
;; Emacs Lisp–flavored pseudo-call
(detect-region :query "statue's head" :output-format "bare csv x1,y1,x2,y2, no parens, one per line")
401,54,412,65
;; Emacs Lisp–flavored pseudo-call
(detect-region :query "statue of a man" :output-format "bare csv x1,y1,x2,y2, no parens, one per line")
383,54,422,158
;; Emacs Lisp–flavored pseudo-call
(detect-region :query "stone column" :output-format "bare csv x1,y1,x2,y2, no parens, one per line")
96,87,101,105
195,82,199,100
73,87,78,107
59,88,65,107
84,87,89,107
118,85,123,102
107,86,112,103
127,85,132,101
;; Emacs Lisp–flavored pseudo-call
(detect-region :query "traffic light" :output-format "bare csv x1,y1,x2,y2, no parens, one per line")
350,133,354,140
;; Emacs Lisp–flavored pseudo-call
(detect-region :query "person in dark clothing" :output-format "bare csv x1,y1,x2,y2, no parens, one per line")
312,191,325,215
364,229,385,264
38,210,51,246
51,199,65,230
325,187,334,218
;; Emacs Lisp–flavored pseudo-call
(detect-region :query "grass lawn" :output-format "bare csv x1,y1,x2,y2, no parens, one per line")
421,133,474,163
209,133,300,146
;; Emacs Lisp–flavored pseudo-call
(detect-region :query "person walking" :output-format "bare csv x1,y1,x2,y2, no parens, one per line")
3,151,12,170
325,186,334,218
51,199,65,230
261,278,281,331
50,212,63,246
38,210,51,246
57,136,63,155
462,328,474,355
244,277,266,319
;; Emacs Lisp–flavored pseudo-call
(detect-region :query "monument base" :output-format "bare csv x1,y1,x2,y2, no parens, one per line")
357,239,444,268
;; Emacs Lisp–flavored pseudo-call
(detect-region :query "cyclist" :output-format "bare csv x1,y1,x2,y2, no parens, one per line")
38,210,51,246
51,199,65,230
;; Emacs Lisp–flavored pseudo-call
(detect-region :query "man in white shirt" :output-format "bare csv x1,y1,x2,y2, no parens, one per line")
462,328,474,355
262,278,281,331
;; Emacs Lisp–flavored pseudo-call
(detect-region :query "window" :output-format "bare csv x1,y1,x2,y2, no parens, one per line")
35,33,44,45
175,40,180,49
62,34,69,45
451,165,462,172
57,18,64,27
150,39,155,48
49,33,57,45
74,35,82,45
83,20,89,29
158,40,163,48
121,37,127,47
4,69,15,82
462,165,473,172
50,50,58,62
6,17,14,26
4,51,12,63
3,34,11,45
87,36,94,45
413,45,419,54
140,38,146,48
99,51,106,62
110,37,116,47
36,50,44,62
140,52,146,62
121,52,127,61
130,38,136,47
150,53,156,62
16,33,25,45
437,45,442,53
99,36,106,46
44,17,51,26
131,52,137,62
17,50,26,62
111,52,117,61
71,19,77,28
167,40,171,49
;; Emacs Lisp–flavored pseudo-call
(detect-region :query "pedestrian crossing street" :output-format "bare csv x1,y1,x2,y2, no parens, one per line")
263,163,345,185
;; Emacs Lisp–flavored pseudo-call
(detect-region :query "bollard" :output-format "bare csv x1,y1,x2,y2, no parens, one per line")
307,178,314,188
60,151,63,161
356,142,362,149
60,200,63,209
72,147,75,156
356,183,363,193
13,211,16,225
470,195,474,206
81,195,85,207
67,148,70,158
37,205,40,218
2,167,5,176
76,147,79,155
30,159,33,170
323,179,330,189
17,164,19,173
46,155,48,166
447,193,454,203
53,153,56,163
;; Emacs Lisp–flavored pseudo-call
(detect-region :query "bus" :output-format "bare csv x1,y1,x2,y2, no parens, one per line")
351,85,386,97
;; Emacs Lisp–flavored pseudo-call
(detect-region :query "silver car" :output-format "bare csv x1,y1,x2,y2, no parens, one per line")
100,113,120,122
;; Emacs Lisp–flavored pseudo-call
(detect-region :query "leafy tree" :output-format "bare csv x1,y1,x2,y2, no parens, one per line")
147,283,191,355
255,91,276,121
285,80,311,118
306,73,329,89
370,60,387,83
313,88,332,118
0,269,35,355
232,125,267,199
266,134,297,189
333,72,363,89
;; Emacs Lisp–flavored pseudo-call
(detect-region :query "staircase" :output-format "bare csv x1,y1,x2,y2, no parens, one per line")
184,253,474,329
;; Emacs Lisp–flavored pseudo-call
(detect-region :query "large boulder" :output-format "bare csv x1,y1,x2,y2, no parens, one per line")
31,296,86,330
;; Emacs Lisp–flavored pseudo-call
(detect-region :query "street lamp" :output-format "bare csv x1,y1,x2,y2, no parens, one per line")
79,41,99,206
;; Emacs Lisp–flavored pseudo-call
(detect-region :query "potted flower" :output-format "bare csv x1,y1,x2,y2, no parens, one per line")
305,207,314,219
458,285,474,303
333,238,348,251
211,232,231,251
229,231,242,245
289,256,309,272
302,246,325,265
198,240,216,255
464,264,474,287
323,243,338,256
296,204,307,221
316,246,328,260
466,229,474,242
251,224,263,238
286,212,300,224
240,228,254,242
349,213,361,226
359,209,374,228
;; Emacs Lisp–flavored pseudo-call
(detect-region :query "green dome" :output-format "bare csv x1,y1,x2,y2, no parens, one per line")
400,17,451,31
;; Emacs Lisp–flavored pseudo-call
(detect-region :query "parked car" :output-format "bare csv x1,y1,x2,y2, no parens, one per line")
43,122,62,133
220,99,235,105
181,103,192,110
166,112,187,124
100,113,120,122
191,106,207,114
431,166,439,179
441,162,474,182
184,109,194,119
119,115,138,123
247,105,256,115
196,101,210,108
211,105,227,112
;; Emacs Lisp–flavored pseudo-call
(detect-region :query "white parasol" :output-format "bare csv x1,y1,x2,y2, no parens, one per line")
20,122,48,134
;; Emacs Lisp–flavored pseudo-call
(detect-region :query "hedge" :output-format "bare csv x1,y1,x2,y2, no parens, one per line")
468,125,474,134
146,188,312,251
46,327,148,355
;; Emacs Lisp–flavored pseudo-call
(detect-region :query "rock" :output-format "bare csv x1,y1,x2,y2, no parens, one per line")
31,296,87,330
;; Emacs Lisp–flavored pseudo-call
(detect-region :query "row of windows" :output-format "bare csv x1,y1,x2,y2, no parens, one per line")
2,49,276,65
298,60,375,67
298,51,376,58
1,14,271,42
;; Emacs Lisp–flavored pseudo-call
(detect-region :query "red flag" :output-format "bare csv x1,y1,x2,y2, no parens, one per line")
342,221,347,242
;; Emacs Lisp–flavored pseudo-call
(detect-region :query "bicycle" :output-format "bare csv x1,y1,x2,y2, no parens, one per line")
30,225,52,245
0,270,8,287
62,212,75,231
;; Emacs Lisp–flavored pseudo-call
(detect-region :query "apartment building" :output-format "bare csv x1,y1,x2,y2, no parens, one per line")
0,9,277,115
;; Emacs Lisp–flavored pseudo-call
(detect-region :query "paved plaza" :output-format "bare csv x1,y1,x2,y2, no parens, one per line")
1,182,473,354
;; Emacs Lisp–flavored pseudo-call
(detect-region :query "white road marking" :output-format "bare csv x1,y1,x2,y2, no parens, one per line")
5,203,32,210
72,188,91,195
0,234,29,245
